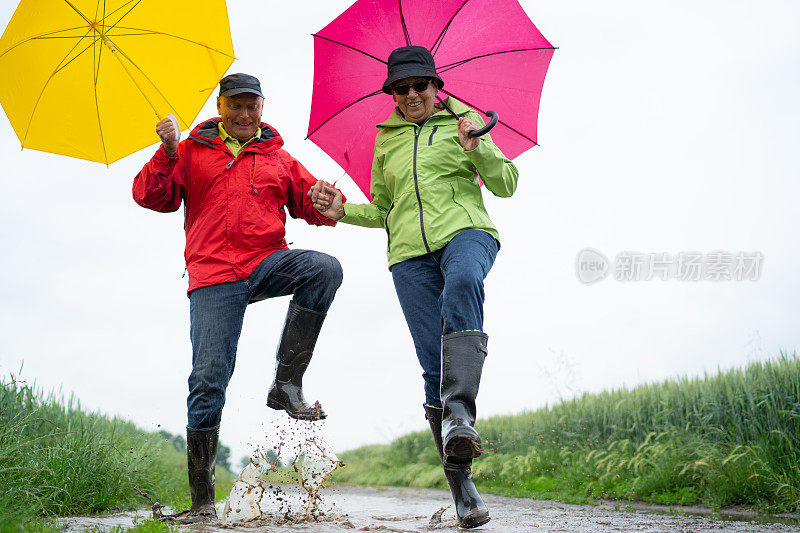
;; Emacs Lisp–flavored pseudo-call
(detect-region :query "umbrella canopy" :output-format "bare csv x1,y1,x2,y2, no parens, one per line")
0,0,235,164
307,0,554,197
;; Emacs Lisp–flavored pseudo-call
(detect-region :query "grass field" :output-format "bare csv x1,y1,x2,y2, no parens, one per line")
334,353,800,513
5,353,798,530
0,371,233,531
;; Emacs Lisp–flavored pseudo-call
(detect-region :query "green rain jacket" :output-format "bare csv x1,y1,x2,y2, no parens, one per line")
341,97,519,268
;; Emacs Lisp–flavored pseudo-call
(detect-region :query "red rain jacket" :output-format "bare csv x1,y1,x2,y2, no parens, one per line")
133,118,337,292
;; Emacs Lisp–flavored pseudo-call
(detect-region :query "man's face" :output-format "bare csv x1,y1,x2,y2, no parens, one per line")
216,93,263,142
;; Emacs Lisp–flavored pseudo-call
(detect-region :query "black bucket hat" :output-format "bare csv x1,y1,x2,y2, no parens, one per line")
381,46,444,94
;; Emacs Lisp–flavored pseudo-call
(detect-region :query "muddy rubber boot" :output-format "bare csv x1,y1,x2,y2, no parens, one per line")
440,331,487,470
425,404,490,529
162,425,219,524
266,300,327,420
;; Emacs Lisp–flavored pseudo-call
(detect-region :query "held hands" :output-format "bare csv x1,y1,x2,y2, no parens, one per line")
156,118,179,156
309,180,345,221
457,117,481,151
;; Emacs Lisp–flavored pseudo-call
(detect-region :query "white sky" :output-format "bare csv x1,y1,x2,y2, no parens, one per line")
1,0,799,466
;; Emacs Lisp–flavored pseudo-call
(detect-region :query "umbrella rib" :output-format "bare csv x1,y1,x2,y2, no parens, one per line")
62,0,141,39
21,30,97,148
53,36,101,76
97,31,154,37
94,0,106,87
398,0,412,46
440,89,538,146
437,47,557,72
95,26,104,86
69,0,195,127
97,36,188,127
93,5,109,164
104,0,142,32
306,90,384,139
92,36,109,165
93,19,98,84
62,0,93,24
103,0,138,21
311,35,387,64
430,0,470,57
24,33,95,40
0,27,90,59
110,26,236,59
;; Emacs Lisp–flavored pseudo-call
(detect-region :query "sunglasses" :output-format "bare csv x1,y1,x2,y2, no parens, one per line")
391,79,433,95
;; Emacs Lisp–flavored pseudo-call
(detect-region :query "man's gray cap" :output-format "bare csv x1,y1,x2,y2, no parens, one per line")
219,73,264,98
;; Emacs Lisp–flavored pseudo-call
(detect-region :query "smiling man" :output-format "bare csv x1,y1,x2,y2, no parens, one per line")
132,73,343,523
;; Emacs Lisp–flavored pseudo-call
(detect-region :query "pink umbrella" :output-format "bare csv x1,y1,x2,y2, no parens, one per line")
307,0,555,197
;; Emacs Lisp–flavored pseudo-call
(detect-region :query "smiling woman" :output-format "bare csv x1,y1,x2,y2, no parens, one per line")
390,77,437,124
309,44,520,529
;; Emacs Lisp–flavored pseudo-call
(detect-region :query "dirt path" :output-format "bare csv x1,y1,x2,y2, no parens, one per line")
59,484,800,532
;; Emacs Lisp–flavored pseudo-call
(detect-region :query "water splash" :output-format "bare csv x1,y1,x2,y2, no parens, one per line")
222,447,279,522
222,418,344,524
298,434,345,515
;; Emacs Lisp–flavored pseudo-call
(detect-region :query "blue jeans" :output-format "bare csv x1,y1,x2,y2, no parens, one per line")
187,249,343,430
391,230,499,407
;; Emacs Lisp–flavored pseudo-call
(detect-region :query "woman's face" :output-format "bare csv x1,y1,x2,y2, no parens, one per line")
392,77,438,124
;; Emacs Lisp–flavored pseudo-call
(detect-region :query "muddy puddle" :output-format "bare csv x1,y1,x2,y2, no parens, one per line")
58,419,800,532
59,484,800,532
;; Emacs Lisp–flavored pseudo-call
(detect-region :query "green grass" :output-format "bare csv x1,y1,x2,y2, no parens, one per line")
334,353,800,513
0,370,233,530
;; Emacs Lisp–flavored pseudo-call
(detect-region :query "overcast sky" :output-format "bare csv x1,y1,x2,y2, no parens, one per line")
1,0,798,466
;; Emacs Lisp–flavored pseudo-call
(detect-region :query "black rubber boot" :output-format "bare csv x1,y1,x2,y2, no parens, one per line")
187,425,218,515
161,426,219,523
266,300,327,420
425,404,490,529
440,331,487,470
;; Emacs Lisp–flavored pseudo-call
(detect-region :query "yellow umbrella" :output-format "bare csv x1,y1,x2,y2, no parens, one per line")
0,0,235,164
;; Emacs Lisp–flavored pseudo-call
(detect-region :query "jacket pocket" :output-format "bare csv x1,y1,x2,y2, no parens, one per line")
428,125,439,146
248,156,283,212
450,181,491,227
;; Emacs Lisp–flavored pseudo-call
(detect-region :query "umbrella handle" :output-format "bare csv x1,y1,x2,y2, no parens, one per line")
468,110,498,138
167,114,181,141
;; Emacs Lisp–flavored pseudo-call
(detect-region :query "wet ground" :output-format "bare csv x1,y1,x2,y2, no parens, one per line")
59,483,800,532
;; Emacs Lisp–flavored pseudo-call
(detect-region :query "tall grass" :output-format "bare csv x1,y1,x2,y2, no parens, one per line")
0,371,232,529
335,353,800,512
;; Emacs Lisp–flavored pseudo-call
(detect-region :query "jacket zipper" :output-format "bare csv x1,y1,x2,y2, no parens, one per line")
384,202,395,251
249,155,257,194
412,121,431,253
226,151,258,194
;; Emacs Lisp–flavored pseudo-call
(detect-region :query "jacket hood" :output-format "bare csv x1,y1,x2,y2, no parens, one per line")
188,118,284,151
377,97,471,129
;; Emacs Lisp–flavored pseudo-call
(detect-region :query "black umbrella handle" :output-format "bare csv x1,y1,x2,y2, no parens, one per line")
468,110,498,137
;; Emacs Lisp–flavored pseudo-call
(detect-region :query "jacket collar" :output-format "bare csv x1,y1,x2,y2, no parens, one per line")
188,118,283,152
377,96,470,129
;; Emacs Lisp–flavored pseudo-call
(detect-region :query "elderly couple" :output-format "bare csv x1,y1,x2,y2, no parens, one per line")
134,46,518,528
